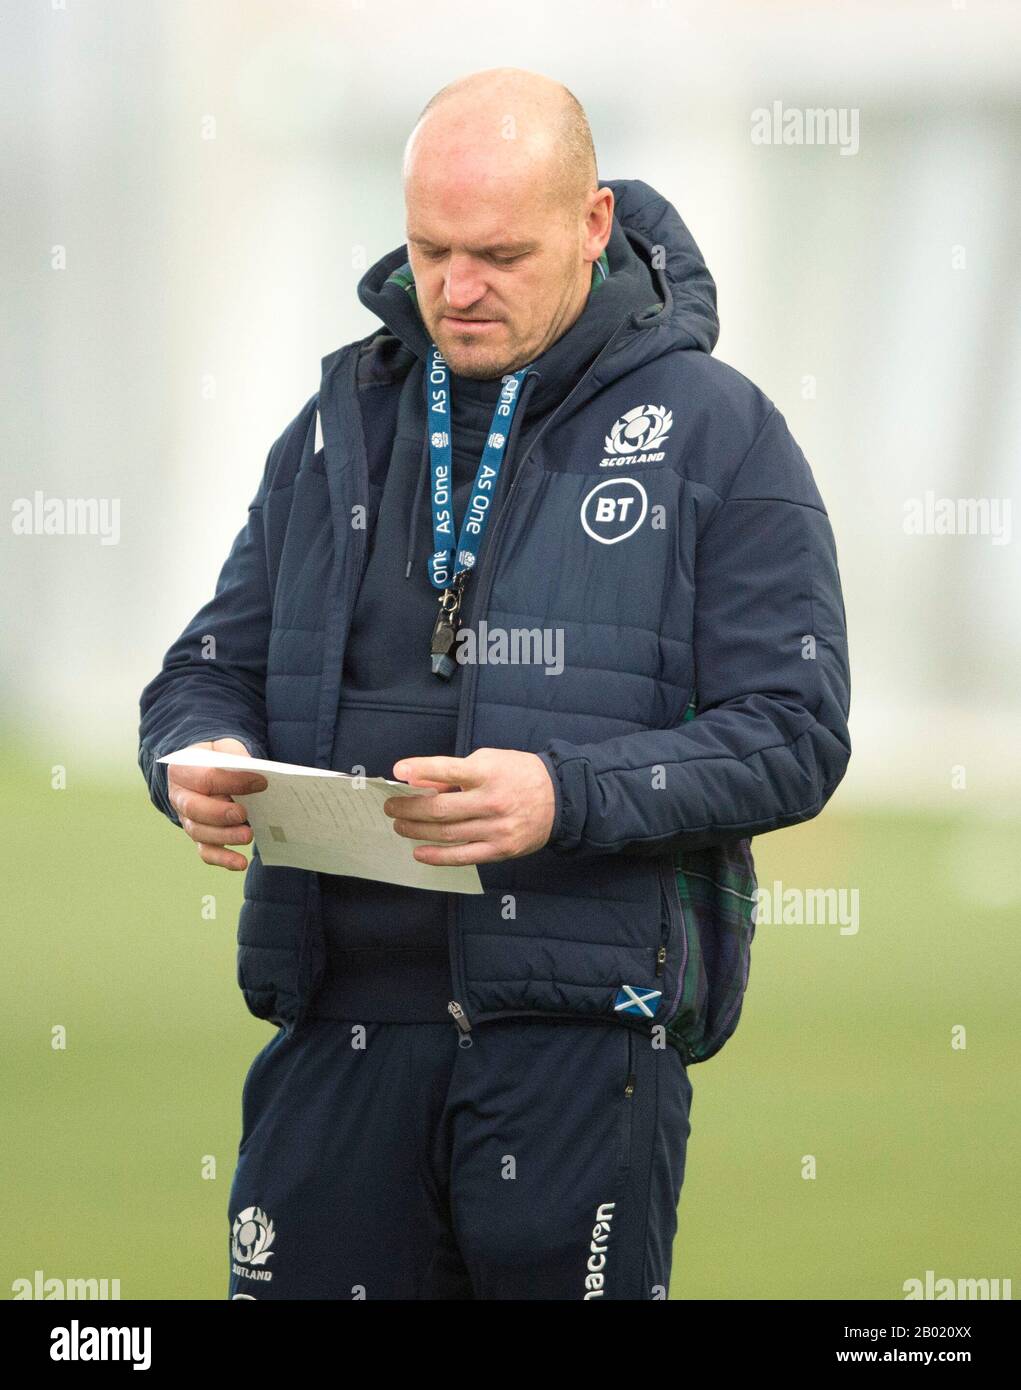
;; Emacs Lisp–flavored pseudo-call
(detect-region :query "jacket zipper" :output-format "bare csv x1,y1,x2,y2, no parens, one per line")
620,1027,636,1173
624,1024,636,1097
655,857,674,981
447,999,473,1046
296,347,370,1032
446,311,639,1041
661,852,691,1032
660,695,697,1032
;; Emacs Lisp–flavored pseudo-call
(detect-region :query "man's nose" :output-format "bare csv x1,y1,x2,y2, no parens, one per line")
444,254,487,312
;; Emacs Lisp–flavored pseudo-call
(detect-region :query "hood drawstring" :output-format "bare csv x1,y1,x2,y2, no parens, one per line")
404,368,542,581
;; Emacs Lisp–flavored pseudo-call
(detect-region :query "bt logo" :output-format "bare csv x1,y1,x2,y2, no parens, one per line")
580,479,648,545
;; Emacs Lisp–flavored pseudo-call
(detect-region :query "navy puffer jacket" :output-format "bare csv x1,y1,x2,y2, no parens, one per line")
138,178,851,1063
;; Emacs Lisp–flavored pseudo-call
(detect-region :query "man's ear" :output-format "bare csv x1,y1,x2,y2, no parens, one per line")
589,184,614,252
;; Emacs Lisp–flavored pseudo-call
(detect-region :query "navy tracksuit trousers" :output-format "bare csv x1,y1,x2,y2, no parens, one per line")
227,1016,694,1300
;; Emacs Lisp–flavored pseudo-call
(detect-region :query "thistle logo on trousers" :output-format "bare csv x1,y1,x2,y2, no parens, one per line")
231,1206,276,1283
581,479,648,544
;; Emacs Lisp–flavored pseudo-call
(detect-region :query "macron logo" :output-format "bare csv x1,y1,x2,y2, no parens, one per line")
583,1201,616,1299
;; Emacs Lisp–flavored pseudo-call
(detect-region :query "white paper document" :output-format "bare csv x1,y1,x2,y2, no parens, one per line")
158,748,484,894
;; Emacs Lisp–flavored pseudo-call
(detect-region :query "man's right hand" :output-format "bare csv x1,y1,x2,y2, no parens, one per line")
167,738,269,872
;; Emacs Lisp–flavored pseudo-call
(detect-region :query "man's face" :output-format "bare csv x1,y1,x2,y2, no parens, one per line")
404,169,586,379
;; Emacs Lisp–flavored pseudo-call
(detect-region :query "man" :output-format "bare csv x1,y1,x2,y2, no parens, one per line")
138,67,851,1301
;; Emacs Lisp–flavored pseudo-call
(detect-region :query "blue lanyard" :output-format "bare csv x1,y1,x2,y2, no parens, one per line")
425,345,530,591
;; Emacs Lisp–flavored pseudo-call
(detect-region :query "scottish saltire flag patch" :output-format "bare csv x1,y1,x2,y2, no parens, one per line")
614,985,662,1018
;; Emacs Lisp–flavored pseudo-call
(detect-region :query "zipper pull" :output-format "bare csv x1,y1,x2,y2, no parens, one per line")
448,999,474,1047
655,945,667,976
624,1073,636,1099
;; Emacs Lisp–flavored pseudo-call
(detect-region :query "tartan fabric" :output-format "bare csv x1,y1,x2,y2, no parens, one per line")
664,698,758,1064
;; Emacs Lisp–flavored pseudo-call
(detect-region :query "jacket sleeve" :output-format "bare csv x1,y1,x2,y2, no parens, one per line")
536,407,851,856
137,454,279,828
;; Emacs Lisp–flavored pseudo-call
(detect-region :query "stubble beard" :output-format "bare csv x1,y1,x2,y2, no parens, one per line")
435,323,523,380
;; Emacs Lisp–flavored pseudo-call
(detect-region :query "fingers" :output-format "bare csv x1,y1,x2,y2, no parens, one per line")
196,841,250,872
169,765,268,797
167,741,260,872
168,780,254,868
393,755,484,787
180,815,254,848
411,840,498,866
170,786,250,829
391,815,494,845
383,787,490,824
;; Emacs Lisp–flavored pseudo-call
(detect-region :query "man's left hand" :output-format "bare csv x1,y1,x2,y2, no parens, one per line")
384,748,555,865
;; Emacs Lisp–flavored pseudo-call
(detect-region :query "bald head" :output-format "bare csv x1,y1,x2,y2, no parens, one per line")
404,67,598,220
400,67,613,379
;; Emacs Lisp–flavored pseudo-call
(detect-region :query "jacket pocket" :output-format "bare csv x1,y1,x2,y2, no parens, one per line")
660,854,705,1063
656,858,678,987
618,1028,637,1175
664,843,756,1065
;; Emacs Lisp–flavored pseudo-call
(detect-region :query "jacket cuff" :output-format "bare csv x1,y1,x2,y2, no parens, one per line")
536,748,568,851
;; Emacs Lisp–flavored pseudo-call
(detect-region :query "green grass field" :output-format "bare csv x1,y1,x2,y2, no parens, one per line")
3,744,1018,1300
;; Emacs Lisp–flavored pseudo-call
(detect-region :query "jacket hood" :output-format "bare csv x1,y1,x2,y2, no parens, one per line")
356,176,719,374
606,177,719,353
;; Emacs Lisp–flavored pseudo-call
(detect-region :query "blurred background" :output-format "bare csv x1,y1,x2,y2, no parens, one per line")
2,0,1018,1300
